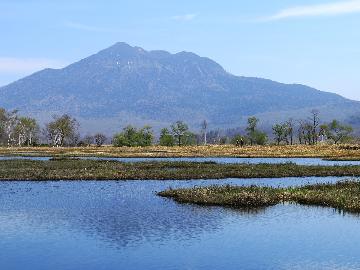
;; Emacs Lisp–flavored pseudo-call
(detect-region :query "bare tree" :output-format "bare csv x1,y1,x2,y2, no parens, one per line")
310,109,320,144
0,108,6,144
286,118,294,145
45,114,79,147
298,119,313,145
201,120,208,145
4,110,19,147
15,120,26,146
83,135,94,146
14,117,39,146
94,133,107,147
297,120,305,144
304,122,314,145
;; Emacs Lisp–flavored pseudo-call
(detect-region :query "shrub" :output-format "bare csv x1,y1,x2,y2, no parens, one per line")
113,125,153,147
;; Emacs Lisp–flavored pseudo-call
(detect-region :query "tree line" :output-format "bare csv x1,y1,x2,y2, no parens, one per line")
271,110,353,145
0,108,355,147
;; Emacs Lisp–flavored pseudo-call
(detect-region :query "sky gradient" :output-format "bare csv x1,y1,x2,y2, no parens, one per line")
1,0,359,100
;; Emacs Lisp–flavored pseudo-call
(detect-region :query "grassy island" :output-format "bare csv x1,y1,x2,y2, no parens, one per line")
1,159,360,180
158,181,360,213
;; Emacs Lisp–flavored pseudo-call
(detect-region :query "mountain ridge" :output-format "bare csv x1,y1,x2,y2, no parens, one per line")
0,42,359,134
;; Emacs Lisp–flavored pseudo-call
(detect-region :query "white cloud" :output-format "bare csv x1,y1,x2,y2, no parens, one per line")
0,57,66,73
171,14,197,21
64,21,113,32
266,0,360,21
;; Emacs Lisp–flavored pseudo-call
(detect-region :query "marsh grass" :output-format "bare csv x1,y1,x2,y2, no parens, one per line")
1,159,360,180
158,181,360,213
0,144,360,158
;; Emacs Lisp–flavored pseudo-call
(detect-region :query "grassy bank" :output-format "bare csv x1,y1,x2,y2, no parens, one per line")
1,159,360,180
158,181,360,213
0,144,360,158
324,157,360,161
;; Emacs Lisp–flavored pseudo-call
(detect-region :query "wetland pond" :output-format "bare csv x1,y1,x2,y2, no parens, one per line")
1,176,360,269
2,156,360,166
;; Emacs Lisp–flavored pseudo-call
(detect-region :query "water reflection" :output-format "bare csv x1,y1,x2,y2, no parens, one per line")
0,181,228,249
82,156,360,166
1,177,360,270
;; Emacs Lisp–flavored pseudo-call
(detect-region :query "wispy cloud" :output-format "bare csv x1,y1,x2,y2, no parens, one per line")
64,21,114,32
265,0,360,21
171,14,197,21
0,57,66,73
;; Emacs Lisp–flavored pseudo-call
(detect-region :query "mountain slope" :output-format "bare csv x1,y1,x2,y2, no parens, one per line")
0,42,359,133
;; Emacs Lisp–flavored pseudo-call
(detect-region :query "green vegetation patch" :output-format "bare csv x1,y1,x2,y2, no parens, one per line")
1,159,360,180
158,181,360,213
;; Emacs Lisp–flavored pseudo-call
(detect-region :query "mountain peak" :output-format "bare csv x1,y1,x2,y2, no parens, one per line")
109,42,133,49
97,42,140,56
0,42,358,134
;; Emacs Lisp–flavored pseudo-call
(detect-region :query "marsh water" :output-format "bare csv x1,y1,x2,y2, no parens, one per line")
1,177,360,270
85,156,360,166
2,155,360,166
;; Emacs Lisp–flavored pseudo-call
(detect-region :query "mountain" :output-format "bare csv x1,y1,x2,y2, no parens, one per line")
1,42,360,134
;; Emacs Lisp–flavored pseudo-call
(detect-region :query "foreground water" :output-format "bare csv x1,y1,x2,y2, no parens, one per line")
2,155,360,166
1,177,360,270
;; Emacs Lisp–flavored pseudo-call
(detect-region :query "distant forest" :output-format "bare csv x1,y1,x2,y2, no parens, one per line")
0,108,355,147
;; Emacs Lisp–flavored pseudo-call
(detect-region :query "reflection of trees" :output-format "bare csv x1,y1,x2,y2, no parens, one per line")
74,202,271,249
4,180,360,253
0,181,276,249
0,181,269,249
70,196,224,248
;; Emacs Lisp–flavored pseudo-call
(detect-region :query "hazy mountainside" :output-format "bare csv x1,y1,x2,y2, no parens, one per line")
1,42,359,134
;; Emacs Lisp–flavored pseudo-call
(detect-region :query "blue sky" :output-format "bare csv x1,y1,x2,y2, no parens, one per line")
1,0,360,100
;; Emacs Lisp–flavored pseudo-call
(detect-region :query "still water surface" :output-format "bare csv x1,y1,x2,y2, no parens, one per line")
85,156,360,166
1,177,360,270
2,155,360,166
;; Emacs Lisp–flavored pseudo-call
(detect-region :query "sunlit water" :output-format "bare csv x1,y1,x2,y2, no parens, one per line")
1,177,360,270
2,156,360,166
